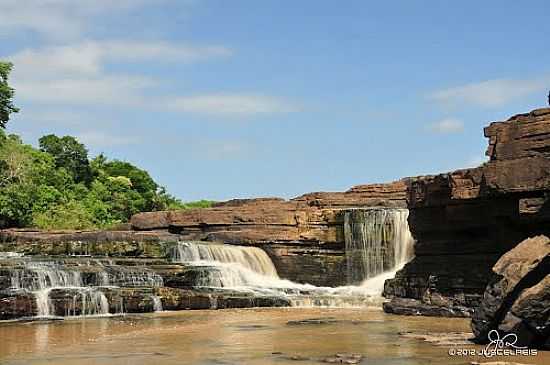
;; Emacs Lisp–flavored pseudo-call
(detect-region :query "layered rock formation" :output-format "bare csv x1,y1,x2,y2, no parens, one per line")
384,108,550,318
130,181,408,286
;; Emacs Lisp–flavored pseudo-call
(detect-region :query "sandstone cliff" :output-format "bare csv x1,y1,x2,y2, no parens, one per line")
384,108,550,317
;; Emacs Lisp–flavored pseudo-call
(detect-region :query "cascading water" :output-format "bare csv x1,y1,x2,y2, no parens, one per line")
7,261,164,318
170,242,282,288
151,295,163,312
0,208,415,317
171,242,278,277
170,208,414,307
344,208,414,286
9,262,109,318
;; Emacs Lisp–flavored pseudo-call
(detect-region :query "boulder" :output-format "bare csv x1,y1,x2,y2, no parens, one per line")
471,235,550,347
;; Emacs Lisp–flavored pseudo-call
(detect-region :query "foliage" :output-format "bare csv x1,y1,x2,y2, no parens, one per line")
181,199,216,209
0,62,19,129
39,134,93,184
0,133,210,229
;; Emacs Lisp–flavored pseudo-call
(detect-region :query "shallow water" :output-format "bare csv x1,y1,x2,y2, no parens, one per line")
0,308,547,365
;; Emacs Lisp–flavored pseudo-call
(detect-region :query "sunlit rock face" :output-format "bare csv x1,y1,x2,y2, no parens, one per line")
384,108,550,318
128,181,409,287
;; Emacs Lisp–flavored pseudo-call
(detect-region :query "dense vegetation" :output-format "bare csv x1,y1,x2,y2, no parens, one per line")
0,61,214,230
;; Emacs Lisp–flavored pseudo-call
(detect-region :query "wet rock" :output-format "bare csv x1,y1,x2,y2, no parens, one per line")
155,287,291,311
399,331,472,346
322,353,363,364
472,235,550,346
470,361,530,365
0,291,36,319
287,317,364,325
383,298,472,317
289,355,310,361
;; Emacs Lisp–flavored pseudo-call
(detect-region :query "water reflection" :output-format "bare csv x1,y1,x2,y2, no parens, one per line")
34,324,49,353
0,308,548,365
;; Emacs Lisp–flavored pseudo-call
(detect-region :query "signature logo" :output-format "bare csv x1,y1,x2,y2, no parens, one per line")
448,330,537,358
484,330,527,352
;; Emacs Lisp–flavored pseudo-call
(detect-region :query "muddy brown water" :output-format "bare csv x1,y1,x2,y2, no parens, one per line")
0,308,547,365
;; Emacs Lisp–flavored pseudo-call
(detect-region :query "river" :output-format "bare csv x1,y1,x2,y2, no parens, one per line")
1,308,547,365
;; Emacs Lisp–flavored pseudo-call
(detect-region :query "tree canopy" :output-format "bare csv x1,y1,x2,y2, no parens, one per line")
0,133,215,229
0,62,19,129
39,134,93,184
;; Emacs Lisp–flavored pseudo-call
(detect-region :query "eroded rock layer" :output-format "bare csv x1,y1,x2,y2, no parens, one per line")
384,108,550,319
129,181,408,286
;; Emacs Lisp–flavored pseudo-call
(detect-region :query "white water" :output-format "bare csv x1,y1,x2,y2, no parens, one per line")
9,263,109,318
171,242,278,277
8,262,163,318
344,209,414,284
170,209,414,307
151,295,163,312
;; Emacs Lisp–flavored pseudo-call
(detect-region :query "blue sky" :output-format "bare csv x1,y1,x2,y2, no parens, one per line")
1,0,550,201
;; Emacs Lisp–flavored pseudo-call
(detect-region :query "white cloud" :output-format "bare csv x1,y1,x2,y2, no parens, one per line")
165,94,297,115
8,41,231,79
2,32,292,118
428,118,464,134
14,76,156,106
98,41,232,62
428,76,550,108
75,131,141,148
11,109,89,126
6,41,230,106
0,0,169,40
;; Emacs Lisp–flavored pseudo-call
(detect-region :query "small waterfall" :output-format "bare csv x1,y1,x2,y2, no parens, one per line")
67,288,110,317
168,241,406,307
10,263,83,291
171,242,285,288
171,242,278,277
344,209,414,285
9,263,110,318
7,261,164,318
151,295,163,312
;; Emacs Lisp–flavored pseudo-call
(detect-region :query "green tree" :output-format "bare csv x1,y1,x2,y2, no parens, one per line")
39,134,92,184
0,62,19,129
101,160,158,194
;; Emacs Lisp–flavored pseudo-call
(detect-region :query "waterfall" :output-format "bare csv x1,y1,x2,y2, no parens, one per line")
170,242,284,288
9,263,110,318
168,239,410,308
344,209,414,285
67,289,110,317
171,242,278,277
7,262,164,318
151,295,163,312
